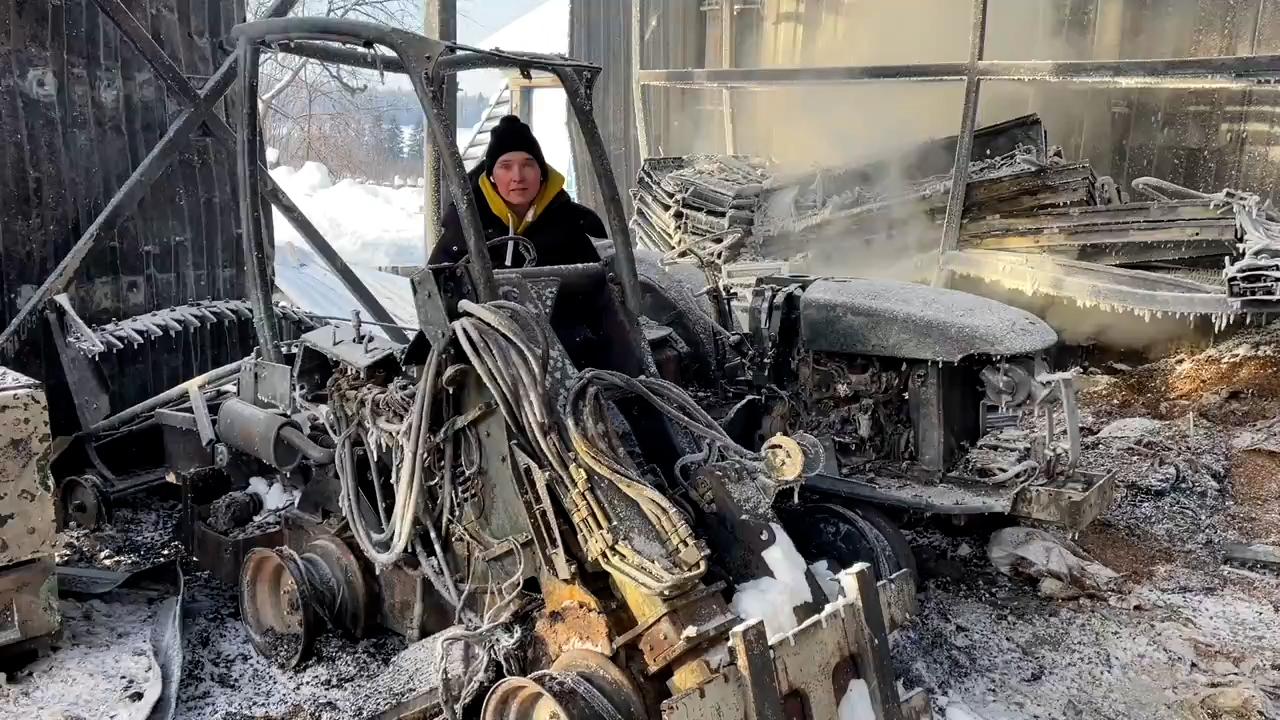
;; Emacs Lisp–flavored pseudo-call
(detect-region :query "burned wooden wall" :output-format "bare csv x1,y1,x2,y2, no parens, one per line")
0,0,250,429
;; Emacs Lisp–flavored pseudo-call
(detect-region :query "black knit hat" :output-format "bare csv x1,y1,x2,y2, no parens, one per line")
484,115,548,179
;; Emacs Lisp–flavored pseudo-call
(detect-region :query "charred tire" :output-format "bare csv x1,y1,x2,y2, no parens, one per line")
779,503,917,587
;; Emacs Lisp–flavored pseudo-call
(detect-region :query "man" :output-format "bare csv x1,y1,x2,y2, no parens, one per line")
429,115,606,268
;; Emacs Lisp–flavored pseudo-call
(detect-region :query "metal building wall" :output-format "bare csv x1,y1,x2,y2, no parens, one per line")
641,0,1280,201
568,0,642,213
0,0,251,429
0,0,246,337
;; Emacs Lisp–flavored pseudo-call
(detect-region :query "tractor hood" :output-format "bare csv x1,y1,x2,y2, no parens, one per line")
799,278,1058,362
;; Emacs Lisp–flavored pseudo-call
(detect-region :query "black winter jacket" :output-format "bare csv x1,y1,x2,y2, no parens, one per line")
428,165,605,268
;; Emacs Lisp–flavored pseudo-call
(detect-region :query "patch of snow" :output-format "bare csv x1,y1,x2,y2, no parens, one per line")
246,476,299,519
943,700,988,720
838,678,875,719
265,147,280,165
729,524,813,639
810,559,841,602
293,161,333,192
269,161,426,267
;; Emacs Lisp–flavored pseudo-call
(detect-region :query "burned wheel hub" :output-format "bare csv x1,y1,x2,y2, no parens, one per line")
482,651,641,720
239,537,370,669
240,547,315,669
780,503,917,584
60,475,110,531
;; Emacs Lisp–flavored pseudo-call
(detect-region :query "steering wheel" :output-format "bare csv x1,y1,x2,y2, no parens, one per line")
455,235,538,269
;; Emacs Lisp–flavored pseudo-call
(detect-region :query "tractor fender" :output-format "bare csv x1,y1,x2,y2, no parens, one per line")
798,277,1058,362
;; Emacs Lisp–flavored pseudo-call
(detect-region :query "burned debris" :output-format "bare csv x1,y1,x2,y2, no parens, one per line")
2,6,1279,720
629,114,1280,328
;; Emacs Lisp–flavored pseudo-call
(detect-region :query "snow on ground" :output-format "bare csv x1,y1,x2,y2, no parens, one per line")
266,159,424,327
271,162,427,268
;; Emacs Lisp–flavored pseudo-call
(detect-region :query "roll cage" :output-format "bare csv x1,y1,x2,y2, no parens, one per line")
228,18,642,356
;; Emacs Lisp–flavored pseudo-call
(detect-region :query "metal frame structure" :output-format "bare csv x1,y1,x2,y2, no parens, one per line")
0,0,418,355
631,0,1280,286
226,18,643,341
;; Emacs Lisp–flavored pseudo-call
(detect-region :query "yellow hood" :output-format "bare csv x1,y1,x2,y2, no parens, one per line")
478,167,566,234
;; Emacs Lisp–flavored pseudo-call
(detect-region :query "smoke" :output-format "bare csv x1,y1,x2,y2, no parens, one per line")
643,0,1240,349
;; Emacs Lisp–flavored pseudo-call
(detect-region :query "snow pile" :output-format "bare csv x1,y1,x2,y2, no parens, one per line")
729,524,814,639
839,678,875,719
270,161,426,267
247,476,299,519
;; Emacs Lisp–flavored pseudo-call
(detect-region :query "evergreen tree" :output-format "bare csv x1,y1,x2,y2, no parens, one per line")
381,116,404,162
404,121,425,164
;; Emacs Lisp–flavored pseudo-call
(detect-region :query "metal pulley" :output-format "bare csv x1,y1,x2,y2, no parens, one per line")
761,432,825,482
980,363,1033,408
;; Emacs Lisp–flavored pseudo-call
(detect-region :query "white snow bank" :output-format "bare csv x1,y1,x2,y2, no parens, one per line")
461,0,569,98
729,524,813,639
275,242,419,331
270,161,426,267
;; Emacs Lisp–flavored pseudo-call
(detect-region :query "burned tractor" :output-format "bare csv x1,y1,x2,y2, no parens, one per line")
85,15,1115,720
632,251,1116,535
142,17,934,720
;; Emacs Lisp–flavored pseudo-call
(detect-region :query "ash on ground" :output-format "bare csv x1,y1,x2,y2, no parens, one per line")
57,495,185,573
893,332,1280,720
1,590,162,720
178,574,439,719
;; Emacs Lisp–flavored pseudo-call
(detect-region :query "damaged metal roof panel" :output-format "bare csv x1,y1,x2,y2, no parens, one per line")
799,278,1059,362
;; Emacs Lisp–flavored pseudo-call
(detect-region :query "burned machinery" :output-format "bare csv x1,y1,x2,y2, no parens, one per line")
633,253,1114,539
160,17,934,720
0,368,61,664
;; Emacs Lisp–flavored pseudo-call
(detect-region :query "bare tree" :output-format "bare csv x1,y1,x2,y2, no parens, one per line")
248,0,423,180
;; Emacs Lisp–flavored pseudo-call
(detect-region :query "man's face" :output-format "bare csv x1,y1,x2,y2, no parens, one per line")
492,151,543,208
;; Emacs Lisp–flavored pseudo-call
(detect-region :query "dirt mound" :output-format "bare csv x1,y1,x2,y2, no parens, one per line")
1082,323,1280,426
1229,449,1280,545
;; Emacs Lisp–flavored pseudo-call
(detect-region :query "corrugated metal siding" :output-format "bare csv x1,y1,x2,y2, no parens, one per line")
1,0,247,429
568,0,642,213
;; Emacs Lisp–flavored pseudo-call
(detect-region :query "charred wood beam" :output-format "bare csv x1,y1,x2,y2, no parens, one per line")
934,0,988,288
637,55,1280,88
1224,543,1280,570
